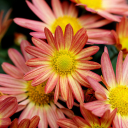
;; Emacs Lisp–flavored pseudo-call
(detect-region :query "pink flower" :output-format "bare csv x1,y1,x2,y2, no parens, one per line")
0,9,12,42
0,96,18,128
10,115,40,128
14,0,113,44
0,40,69,128
24,24,101,106
58,104,116,128
71,0,128,22
83,47,128,127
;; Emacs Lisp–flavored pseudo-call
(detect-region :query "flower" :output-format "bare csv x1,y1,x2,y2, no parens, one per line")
83,47,128,127
0,96,18,128
24,24,101,105
112,16,128,57
70,0,128,22
57,104,117,128
10,115,40,128
0,40,67,128
0,9,12,42
14,0,113,44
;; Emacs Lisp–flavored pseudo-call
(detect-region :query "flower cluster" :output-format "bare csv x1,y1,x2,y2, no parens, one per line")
1,0,128,127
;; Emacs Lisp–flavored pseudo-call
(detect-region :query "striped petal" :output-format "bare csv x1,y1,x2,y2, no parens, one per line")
59,76,69,101
38,107,48,128
44,27,56,49
45,72,59,93
57,119,78,128
0,118,11,128
32,68,53,86
55,26,65,50
68,74,84,103
54,81,60,103
116,51,123,85
25,46,49,58
8,48,29,74
64,24,73,50
2,62,24,79
32,0,55,24
32,37,54,56
18,119,30,128
29,116,40,128
0,74,26,88
75,46,99,60
51,0,63,18
101,52,116,87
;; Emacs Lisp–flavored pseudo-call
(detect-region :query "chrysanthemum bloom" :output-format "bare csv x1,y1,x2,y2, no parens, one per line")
24,24,101,105
14,0,113,44
70,0,128,22
0,40,67,128
0,9,12,42
10,115,40,128
57,104,117,128
83,47,128,127
111,16,128,57
0,96,18,128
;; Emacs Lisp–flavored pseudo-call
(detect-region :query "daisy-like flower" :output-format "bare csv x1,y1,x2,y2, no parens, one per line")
70,0,128,22
10,115,40,128
0,40,67,128
112,16,128,57
57,104,117,128
83,47,128,127
24,24,101,105
0,96,18,128
14,0,113,44
0,9,12,42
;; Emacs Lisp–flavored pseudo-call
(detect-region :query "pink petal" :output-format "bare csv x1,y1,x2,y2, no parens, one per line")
20,40,34,61
68,74,84,103
31,68,52,86
75,46,99,60
32,0,55,24
8,48,29,74
0,74,26,88
44,27,56,49
59,76,69,101
32,37,54,56
38,107,48,128
45,72,59,93
30,32,46,39
64,24,73,50
44,105,58,128
51,0,63,18
54,81,60,103
68,3,78,17
116,51,123,85
0,118,11,128
101,52,116,87
2,62,24,79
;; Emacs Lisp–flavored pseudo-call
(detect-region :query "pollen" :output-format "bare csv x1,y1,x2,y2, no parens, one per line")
51,15,82,34
51,50,76,75
78,0,102,9
26,81,54,106
108,85,128,116
119,36,128,50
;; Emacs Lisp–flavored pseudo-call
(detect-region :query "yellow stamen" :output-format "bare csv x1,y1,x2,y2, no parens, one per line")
77,0,102,9
108,85,128,116
26,81,54,106
86,123,105,128
51,15,82,34
51,50,76,75
119,36,128,50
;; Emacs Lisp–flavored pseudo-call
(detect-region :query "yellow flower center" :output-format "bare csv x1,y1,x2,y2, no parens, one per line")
51,15,82,34
51,50,76,75
108,85,128,116
77,0,102,9
86,123,105,128
119,36,128,50
26,81,54,106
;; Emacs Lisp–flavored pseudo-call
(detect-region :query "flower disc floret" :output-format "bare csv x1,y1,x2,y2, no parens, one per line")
51,50,76,75
51,16,82,34
79,0,102,9
26,81,54,106
108,85,128,116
